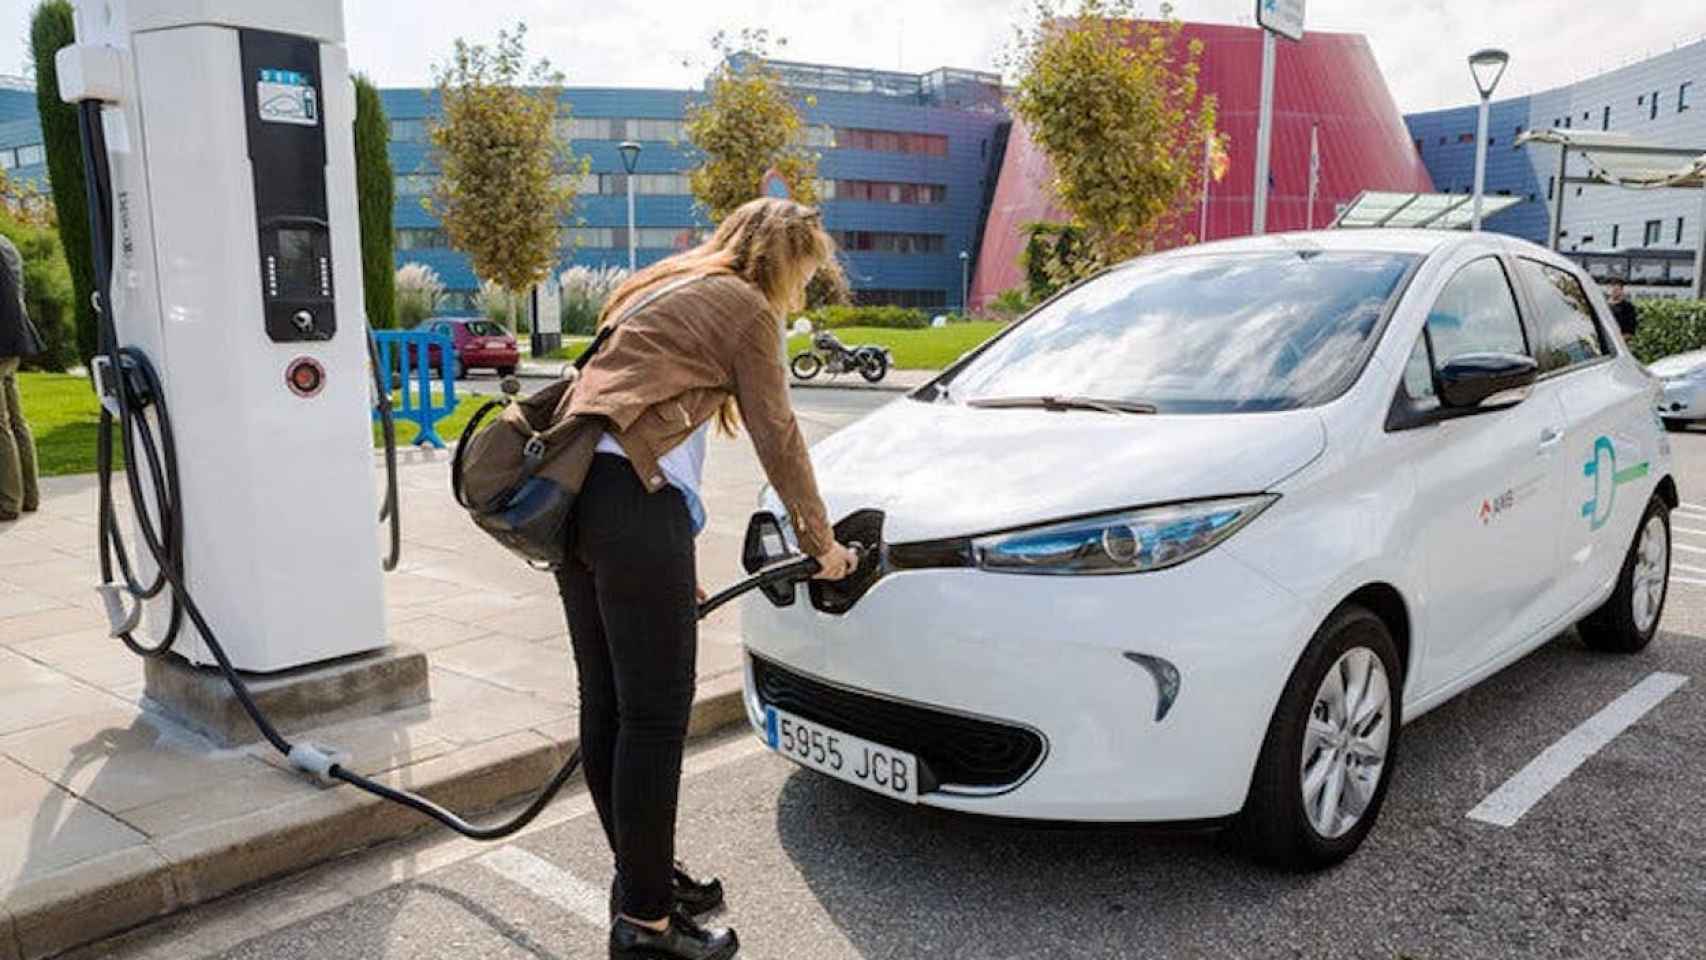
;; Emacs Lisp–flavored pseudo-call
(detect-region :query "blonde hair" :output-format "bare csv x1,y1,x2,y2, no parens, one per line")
598,197,842,434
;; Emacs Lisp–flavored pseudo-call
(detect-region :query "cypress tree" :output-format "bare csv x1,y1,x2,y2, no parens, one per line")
353,74,396,328
29,0,96,366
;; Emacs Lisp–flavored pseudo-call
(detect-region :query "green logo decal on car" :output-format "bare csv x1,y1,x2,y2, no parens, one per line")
1582,435,1650,530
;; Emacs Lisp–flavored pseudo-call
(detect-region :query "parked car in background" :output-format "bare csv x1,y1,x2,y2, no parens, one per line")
1647,348,1706,429
743,229,1676,871
417,317,521,379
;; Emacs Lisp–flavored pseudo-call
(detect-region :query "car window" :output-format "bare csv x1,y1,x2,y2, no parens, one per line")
1401,333,1436,403
1425,257,1527,364
1515,257,1609,373
466,320,506,337
932,250,1418,413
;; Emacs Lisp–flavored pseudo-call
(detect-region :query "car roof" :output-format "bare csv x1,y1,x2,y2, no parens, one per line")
1156,228,1566,260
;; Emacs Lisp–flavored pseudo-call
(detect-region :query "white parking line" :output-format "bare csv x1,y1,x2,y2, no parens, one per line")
1671,575,1706,587
1679,502,1706,513
1674,562,1706,576
1467,672,1689,828
479,846,610,929
1673,526,1706,538
1676,543,1706,555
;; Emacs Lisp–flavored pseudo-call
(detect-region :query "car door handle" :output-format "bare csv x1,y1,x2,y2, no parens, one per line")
1538,426,1565,450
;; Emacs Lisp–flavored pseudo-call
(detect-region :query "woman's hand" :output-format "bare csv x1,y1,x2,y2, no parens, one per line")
812,542,860,581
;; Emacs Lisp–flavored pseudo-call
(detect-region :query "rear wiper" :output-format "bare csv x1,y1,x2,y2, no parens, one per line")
965,395,1157,414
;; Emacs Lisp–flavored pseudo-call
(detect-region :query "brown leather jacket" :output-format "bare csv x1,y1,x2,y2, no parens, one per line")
564,272,835,557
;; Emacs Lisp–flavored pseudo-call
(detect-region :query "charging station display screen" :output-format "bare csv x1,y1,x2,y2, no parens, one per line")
275,228,319,297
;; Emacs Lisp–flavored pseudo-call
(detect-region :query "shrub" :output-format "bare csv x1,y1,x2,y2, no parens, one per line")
559,264,628,334
0,208,76,372
352,74,396,328
31,0,97,366
1627,299,1706,365
394,262,443,328
798,304,927,331
985,286,1034,323
474,279,524,332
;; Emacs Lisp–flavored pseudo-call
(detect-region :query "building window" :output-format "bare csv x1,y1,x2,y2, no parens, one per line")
1651,91,1661,120
395,173,438,195
14,144,43,166
831,230,945,254
1683,81,1694,112
395,228,448,250
799,125,835,148
1611,224,1619,247
1563,115,1572,129
824,179,947,205
852,288,948,308
1678,217,1686,245
0,148,14,170
1637,95,1644,105
836,128,948,157
1582,111,1590,121
1457,132,1475,143
389,118,427,142
1602,106,1611,130
1438,135,1447,145
1552,117,1561,128
1644,219,1662,246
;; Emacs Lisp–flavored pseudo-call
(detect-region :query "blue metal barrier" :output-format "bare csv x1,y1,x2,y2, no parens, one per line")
371,330,458,449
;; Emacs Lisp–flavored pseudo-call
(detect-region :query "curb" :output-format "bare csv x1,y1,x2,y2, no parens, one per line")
8,677,750,960
785,378,915,393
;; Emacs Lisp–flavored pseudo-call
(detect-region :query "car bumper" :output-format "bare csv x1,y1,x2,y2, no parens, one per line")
1658,379,1705,419
460,348,520,367
739,548,1313,822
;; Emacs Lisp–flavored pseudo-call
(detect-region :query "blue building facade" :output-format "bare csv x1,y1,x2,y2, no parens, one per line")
1405,39,1705,294
0,80,48,191
383,59,1009,311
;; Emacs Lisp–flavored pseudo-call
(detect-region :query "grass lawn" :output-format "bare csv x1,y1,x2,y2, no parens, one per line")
552,322,1005,370
17,371,497,477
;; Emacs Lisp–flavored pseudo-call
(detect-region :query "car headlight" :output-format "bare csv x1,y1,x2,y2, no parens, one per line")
972,495,1278,575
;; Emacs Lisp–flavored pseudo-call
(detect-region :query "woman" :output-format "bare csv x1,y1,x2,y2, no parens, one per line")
557,197,859,960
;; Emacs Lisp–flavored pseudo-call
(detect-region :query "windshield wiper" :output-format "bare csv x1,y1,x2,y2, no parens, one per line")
965,395,1157,415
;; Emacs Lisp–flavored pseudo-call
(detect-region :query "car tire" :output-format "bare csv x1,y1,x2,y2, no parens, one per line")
1662,418,1687,432
1579,494,1670,654
790,353,822,380
1237,604,1402,871
452,359,466,381
859,351,889,383
496,365,517,377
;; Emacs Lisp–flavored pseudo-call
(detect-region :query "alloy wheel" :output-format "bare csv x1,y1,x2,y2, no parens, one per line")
1300,647,1391,839
1631,514,1669,634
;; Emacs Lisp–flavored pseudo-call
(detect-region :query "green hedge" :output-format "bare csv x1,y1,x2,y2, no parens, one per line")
0,211,76,372
798,304,928,330
1627,299,1706,364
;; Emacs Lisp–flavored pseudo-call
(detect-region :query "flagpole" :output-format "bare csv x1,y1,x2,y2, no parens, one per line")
1306,124,1319,230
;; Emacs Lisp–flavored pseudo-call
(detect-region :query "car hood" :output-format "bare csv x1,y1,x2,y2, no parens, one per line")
1648,349,1706,378
793,398,1328,543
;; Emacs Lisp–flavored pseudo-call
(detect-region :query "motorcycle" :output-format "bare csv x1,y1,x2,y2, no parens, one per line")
790,330,892,383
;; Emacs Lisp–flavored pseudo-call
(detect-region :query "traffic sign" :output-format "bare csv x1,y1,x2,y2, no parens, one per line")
1256,0,1305,41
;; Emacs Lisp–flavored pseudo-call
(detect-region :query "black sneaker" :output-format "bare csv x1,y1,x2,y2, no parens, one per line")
610,862,726,920
609,910,738,960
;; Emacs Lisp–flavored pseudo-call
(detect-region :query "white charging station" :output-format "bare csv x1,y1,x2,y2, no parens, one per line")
59,0,386,673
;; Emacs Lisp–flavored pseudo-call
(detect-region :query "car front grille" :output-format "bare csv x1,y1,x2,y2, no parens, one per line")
751,655,1045,794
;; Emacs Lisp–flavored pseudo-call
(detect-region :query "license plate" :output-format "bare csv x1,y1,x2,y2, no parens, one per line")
764,706,918,803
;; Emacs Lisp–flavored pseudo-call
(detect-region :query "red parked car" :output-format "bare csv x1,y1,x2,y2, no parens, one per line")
418,317,521,379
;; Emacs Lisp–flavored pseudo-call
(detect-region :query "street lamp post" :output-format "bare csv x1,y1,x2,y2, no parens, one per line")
958,250,969,314
1468,48,1510,232
618,140,641,271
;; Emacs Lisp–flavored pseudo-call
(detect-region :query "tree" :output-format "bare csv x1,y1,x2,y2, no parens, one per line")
30,0,97,366
683,29,822,223
352,74,397,329
428,23,582,328
1005,0,1221,283
0,194,77,372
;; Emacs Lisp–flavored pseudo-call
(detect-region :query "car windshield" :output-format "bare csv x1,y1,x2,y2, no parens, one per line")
463,321,507,337
935,250,1418,413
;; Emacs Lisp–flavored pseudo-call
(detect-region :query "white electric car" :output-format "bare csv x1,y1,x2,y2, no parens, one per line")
1648,347,1706,428
741,229,1675,869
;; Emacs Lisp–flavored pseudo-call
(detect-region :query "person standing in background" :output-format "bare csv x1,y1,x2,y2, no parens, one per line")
0,232,43,522
1607,280,1640,341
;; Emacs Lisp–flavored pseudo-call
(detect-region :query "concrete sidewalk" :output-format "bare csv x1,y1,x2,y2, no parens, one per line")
0,412,854,959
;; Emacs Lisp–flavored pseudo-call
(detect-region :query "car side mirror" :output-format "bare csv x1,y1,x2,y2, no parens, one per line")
1438,352,1539,409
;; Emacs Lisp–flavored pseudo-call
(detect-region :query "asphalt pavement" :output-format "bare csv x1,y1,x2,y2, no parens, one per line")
64,407,1706,960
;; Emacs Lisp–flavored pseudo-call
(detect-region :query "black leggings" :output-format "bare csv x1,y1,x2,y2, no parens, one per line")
555,454,698,921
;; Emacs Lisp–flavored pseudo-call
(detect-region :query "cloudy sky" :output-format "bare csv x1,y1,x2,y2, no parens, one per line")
2,0,1701,113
